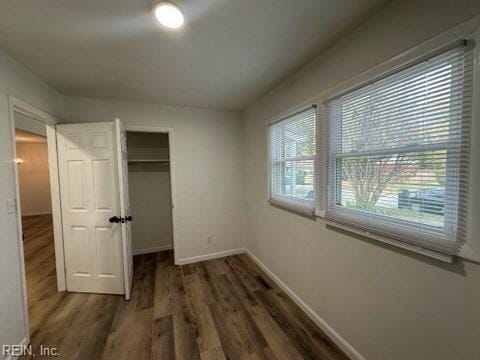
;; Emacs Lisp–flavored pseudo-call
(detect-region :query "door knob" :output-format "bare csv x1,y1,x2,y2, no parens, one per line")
109,216,132,223
109,216,122,223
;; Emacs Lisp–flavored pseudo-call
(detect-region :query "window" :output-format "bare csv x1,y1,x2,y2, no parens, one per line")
268,106,316,215
325,41,473,257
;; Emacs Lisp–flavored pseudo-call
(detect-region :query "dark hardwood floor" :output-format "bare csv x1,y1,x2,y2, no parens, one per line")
21,215,348,360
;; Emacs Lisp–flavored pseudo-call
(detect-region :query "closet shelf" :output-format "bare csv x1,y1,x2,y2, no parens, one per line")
127,159,170,165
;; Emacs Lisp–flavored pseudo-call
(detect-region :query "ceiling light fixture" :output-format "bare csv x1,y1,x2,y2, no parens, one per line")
154,2,185,29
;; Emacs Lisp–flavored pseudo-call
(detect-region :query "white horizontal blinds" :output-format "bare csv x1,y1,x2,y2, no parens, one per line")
326,41,474,255
269,106,316,215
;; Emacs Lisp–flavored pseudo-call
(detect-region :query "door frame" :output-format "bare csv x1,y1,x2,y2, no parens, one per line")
125,125,180,265
8,96,66,340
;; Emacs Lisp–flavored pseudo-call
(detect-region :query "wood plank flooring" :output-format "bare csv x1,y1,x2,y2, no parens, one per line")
21,215,349,360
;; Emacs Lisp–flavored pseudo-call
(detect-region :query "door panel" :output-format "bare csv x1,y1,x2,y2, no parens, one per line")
70,226,89,275
92,131,109,149
66,160,86,210
92,159,113,211
64,133,82,150
95,226,116,277
57,122,124,294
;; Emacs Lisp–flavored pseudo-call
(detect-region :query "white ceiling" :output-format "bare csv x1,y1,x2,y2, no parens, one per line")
0,0,390,111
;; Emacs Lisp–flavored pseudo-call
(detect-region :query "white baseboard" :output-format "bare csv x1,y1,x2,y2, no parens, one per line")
22,211,52,217
177,248,246,265
132,245,173,256
245,249,365,360
5,336,30,360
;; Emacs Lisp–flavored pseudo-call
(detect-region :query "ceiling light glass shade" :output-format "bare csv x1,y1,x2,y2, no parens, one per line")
154,2,185,29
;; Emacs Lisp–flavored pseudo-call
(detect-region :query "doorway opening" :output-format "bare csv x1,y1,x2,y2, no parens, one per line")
13,110,61,337
126,130,175,260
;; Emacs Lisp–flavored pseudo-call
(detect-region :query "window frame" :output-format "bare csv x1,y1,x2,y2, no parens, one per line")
267,105,318,217
264,20,480,262
315,23,480,262
324,41,472,260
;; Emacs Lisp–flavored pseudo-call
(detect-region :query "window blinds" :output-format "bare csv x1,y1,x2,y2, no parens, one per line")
325,41,474,256
269,106,316,216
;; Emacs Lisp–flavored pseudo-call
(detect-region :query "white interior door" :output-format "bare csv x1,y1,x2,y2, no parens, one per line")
56,122,124,294
115,118,133,300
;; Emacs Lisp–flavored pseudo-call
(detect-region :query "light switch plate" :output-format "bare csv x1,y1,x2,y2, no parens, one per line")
7,198,16,214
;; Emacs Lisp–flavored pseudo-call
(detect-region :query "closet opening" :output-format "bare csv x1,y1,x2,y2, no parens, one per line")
126,130,175,261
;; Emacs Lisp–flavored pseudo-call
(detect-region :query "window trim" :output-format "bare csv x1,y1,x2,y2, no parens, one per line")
323,39,468,104
264,18,480,263
314,20,480,263
324,41,471,261
266,104,318,217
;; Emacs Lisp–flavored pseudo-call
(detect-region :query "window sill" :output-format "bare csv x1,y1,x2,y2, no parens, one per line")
320,218,454,263
458,244,480,264
314,211,480,264
268,198,316,219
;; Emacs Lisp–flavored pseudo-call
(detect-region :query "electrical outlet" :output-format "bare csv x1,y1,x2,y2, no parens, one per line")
207,236,213,245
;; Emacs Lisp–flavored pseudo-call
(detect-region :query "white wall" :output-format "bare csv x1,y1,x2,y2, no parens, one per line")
0,49,63,357
62,97,245,262
14,112,47,136
129,170,173,253
16,142,52,216
242,1,480,359
127,131,173,253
